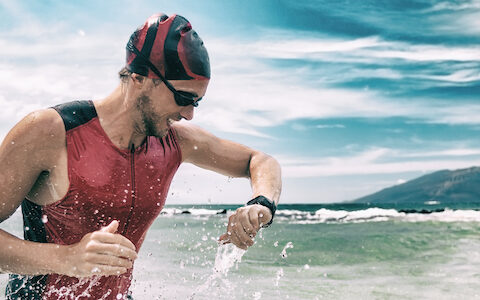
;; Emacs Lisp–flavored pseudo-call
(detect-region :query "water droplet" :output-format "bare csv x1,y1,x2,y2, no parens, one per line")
274,268,284,286
94,210,99,214
280,242,294,258
116,293,123,299
41,215,48,223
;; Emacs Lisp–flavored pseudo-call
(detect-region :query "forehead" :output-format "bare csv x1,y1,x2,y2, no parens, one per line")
169,79,209,96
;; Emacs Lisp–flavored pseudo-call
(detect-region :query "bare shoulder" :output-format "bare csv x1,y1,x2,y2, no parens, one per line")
172,122,218,161
0,108,66,221
172,122,213,143
1,108,66,169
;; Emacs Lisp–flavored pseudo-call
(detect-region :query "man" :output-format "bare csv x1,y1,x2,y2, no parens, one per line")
0,13,281,299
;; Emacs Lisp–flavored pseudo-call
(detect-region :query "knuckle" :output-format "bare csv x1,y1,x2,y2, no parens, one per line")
90,231,100,239
85,241,96,252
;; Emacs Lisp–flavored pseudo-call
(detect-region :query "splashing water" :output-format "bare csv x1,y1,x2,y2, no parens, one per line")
274,268,284,287
280,242,294,258
190,243,246,298
213,243,246,275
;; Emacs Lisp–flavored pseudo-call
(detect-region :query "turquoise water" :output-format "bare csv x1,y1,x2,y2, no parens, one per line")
2,204,480,299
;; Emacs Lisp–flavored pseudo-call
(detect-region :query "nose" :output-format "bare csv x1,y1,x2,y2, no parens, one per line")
180,105,194,121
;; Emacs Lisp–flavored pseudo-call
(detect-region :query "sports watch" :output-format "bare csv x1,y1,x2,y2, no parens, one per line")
246,195,277,227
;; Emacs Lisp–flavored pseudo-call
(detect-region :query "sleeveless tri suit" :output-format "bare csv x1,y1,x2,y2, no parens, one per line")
6,100,182,299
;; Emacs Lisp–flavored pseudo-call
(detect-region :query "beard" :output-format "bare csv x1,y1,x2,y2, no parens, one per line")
136,93,168,138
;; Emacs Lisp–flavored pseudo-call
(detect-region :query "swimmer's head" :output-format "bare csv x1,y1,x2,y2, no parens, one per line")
125,13,210,81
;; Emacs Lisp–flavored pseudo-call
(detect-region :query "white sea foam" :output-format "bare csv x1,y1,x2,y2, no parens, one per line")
159,207,480,224
290,208,480,224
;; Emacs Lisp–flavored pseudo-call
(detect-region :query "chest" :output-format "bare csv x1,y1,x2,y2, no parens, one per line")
39,135,180,244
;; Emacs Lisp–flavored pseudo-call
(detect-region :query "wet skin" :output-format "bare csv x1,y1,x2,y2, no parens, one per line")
0,74,281,277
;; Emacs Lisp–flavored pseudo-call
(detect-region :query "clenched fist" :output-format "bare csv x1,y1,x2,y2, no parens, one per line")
60,220,138,277
218,204,272,250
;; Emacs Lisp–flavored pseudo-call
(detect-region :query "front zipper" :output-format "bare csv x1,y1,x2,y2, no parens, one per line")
122,146,136,235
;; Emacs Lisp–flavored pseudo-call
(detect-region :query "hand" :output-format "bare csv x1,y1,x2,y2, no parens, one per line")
218,204,272,250
60,220,138,278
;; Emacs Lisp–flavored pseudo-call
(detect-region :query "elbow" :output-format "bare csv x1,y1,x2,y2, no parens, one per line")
248,151,281,177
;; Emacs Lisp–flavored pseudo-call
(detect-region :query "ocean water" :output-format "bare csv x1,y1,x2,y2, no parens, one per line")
2,202,480,299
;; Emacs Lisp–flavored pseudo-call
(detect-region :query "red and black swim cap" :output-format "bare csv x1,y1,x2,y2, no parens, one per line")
126,13,210,80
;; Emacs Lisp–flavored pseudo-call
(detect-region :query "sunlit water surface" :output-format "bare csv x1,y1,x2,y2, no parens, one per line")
2,204,480,299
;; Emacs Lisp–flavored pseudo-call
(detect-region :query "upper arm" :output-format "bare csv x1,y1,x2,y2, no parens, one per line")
0,109,65,222
173,123,256,178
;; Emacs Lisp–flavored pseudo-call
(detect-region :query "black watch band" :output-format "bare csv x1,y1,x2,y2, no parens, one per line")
246,195,276,227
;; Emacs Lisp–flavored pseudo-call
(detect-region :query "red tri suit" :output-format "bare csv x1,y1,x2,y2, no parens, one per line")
6,100,181,300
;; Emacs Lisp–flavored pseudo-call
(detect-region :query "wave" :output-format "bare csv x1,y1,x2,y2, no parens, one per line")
279,208,480,224
160,207,480,224
161,208,227,216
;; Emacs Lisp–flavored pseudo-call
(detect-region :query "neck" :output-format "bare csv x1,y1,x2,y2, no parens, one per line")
94,84,146,150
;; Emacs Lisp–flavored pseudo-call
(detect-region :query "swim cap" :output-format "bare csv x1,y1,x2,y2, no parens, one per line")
126,13,210,80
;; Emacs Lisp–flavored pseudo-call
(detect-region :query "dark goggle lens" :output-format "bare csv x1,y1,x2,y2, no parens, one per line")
174,91,202,107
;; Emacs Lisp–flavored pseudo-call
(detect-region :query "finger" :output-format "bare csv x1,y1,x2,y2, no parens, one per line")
101,220,119,233
248,208,260,232
86,253,133,269
232,221,254,247
234,213,255,243
87,242,138,260
88,265,128,277
218,233,231,244
258,207,272,227
241,215,256,238
91,232,136,251
228,230,247,250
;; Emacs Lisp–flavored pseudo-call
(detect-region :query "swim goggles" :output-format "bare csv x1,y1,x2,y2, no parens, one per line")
126,40,202,107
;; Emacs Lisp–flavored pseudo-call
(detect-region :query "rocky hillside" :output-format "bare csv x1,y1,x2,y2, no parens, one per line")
352,166,480,204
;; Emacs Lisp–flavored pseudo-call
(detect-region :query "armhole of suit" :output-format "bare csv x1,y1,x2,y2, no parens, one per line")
52,100,97,131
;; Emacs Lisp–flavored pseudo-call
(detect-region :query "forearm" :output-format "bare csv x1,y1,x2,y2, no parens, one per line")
0,229,65,275
248,152,282,204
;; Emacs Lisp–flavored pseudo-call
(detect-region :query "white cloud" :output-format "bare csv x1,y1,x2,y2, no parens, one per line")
0,12,479,143
316,124,345,129
211,34,480,63
401,148,480,158
428,1,480,11
278,147,480,178
419,69,480,83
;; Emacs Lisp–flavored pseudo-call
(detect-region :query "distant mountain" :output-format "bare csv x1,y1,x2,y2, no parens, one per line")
352,166,480,204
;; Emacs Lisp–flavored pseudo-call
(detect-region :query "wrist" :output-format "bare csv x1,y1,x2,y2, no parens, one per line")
50,244,70,275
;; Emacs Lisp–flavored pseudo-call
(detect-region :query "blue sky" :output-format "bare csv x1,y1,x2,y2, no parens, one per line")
0,0,479,204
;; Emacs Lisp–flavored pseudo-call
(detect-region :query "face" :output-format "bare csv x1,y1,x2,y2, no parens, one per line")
135,78,209,137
